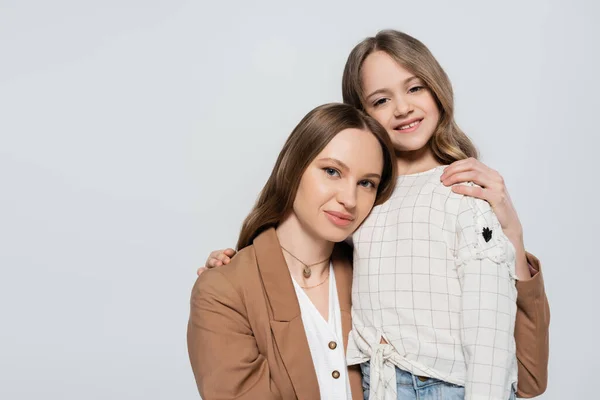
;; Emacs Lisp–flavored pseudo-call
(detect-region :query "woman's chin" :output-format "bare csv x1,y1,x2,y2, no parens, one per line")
316,227,352,244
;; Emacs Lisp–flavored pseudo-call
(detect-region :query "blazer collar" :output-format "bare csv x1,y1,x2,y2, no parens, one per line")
253,228,300,321
253,228,353,321
253,228,355,399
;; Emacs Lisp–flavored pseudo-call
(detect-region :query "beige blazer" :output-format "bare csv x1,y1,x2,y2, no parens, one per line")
188,228,549,399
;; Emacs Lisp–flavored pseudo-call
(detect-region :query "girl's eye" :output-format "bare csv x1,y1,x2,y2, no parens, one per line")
359,180,377,189
373,98,389,107
408,85,424,94
324,167,340,177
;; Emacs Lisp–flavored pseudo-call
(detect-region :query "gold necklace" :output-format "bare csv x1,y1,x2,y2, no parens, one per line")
280,246,329,278
300,271,330,290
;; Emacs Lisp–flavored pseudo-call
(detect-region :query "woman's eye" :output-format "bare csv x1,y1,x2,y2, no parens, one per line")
408,86,424,93
324,168,340,177
359,180,376,189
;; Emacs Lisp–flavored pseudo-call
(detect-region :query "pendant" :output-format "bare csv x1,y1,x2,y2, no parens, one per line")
303,265,311,279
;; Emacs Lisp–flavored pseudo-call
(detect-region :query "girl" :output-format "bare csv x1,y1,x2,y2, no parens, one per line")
188,103,397,400
201,30,549,399
342,30,524,400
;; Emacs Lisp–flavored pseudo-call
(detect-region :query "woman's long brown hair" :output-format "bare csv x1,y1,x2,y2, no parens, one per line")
236,103,397,250
342,29,479,164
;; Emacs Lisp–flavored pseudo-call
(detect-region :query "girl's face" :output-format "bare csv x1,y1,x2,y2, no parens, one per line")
360,51,440,153
292,128,384,243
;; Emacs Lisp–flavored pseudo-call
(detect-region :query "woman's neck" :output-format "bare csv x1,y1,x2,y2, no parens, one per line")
276,213,333,283
395,145,442,176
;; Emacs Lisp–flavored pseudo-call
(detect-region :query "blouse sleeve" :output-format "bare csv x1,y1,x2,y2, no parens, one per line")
455,195,518,400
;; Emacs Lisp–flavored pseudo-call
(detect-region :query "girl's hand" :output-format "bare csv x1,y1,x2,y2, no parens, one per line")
197,248,237,276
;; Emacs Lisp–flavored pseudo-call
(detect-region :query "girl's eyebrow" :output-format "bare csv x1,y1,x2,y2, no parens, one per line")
365,88,391,100
365,76,422,100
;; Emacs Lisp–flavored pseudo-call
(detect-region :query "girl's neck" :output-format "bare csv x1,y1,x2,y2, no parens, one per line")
395,144,442,176
276,213,333,283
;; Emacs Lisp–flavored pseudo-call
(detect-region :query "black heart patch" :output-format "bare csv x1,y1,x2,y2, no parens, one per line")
482,227,492,242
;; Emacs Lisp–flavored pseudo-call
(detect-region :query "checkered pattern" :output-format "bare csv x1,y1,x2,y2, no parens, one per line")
346,166,518,400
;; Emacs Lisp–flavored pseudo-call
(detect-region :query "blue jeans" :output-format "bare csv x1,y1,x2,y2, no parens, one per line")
360,362,516,400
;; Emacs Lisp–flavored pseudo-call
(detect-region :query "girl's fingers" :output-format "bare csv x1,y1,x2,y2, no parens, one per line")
205,251,220,267
207,258,223,268
223,248,237,257
205,248,234,268
217,253,231,264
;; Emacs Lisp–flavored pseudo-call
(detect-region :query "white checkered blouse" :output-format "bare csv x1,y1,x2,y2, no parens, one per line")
346,166,518,400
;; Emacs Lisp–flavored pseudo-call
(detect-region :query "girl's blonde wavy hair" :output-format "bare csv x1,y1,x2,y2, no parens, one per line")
342,29,478,164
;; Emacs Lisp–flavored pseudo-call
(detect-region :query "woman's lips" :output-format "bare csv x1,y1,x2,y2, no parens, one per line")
324,211,354,227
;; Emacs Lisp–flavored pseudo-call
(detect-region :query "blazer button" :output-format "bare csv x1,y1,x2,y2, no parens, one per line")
332,370,340,379
328,341,337,350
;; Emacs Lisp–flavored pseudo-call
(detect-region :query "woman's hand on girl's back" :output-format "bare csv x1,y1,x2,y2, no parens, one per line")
440,158,523,238
441,158,532,280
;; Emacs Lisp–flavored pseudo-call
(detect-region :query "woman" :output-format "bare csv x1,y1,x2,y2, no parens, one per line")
188,103,397,399
200,30,549,399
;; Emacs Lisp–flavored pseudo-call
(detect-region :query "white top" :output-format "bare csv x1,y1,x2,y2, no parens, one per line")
346,166,518,400
292,263,352,400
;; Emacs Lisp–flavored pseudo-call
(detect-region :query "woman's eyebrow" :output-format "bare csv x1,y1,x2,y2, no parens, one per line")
404,76,421,85
318,157,349,171
318,158,381,179
363,172,382,180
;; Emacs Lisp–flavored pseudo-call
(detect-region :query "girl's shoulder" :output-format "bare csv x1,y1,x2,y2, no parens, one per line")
454,190,515,268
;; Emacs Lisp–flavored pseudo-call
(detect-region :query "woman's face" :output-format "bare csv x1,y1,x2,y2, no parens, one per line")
292,128,384,243
360,51,440,153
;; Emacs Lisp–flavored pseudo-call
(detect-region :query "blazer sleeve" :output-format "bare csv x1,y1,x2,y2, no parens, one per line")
514,252,550,398
187,269,283,400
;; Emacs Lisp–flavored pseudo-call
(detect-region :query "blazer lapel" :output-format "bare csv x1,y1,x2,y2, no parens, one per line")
253,228,320,400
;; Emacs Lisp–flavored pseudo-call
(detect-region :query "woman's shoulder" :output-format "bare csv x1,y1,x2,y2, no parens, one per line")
190,246,260,319
194,245,259,295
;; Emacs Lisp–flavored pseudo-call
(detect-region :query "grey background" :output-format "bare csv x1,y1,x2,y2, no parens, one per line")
1,0,597,398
